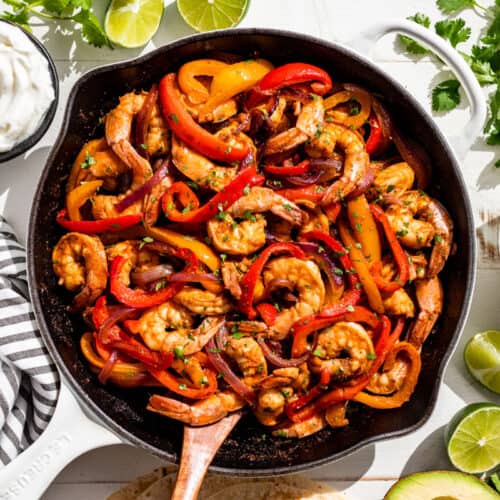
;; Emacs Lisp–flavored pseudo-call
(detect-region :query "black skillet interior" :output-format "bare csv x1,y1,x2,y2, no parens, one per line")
28,29,474,475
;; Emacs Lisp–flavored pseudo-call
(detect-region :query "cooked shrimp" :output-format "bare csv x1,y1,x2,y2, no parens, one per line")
325,403,349,428
263,97,324,156
263,257,325,339
52,232,108,310
230,187,305,226
143,174,173,226
147,391,245,426
383,288,415,318
387,190,453,276
273,412,326,438
225,335,267,385
106,240,159,285
91,194,143,220
309,322,375,379
313,123,369,204
255,387,291,426
258,365,310,392
207,214,267,256
174,287,232,315
299,207,329,235
407,276,443,350
171,355,206,388
144,101,169,157
171,123,255,191
371,162,415,198
366,342,417,395
105,91,153,189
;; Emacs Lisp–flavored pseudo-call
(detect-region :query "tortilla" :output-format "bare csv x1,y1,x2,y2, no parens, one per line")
108,467,342,500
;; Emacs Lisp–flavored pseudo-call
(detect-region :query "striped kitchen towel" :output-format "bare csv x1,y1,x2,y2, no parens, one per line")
0,216,59,466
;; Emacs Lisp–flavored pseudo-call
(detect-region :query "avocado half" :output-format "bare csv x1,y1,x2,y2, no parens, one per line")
385,470,500,499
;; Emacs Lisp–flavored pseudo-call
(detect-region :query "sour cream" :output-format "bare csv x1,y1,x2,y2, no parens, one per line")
0,22,55,152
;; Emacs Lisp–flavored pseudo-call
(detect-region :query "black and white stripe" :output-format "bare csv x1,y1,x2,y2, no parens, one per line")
0,217,59,466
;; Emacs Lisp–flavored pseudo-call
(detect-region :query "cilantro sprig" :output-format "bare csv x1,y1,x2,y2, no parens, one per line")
400,0,500,165
1,0,112,48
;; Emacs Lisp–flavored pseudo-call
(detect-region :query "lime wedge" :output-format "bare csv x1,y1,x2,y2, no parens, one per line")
177,0,248,32
105,0,164,48
445,403,500,474
464,330,500,394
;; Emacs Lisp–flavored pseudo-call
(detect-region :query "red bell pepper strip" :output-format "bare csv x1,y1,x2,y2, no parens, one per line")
56,209,143,234
247,63,333,108
91,296,172,370
370,204,409,289
290,305,379,358
149,366,218,399
110,248,197,309
256,302,279,326
285,368,331,420
290,316,404,422
162,167,265,224
278,185,326,203
323,202,342,223
300,230,360,291
365,114,383,155
239,242,306,319
264,160,310,176
159,73,249,162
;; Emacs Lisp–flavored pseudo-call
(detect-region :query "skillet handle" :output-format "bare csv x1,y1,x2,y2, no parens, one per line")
348,19,487,159
0,382,121,500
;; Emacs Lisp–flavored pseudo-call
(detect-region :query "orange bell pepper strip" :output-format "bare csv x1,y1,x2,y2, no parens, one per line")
346,194,381,264
370,203,409,290
178,59,229,104
278,185,325,203
353,341,421,409
338,218,384,314
67,138,108,192
159,73,249,162
161,181,200,220
323,86,372,130
148,364,218,400
66,180,103,221
202,59,274,113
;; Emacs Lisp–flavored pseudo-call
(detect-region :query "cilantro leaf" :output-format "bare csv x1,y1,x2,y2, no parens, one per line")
485,86,500,145
73,10,112,48
432,79,461,111
399,13,431,55
0,7,30,30
462,51,496,86
42,0,72,13
437,0,475,14
435,18,471,47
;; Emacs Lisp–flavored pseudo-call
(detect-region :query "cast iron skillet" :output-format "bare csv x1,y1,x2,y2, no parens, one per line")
28,29,475,475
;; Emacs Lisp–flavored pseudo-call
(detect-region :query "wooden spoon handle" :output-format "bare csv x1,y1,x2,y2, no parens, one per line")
171,412,242,500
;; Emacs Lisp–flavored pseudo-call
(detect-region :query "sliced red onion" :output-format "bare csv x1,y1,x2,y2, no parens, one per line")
135,84,158,158
169,272,221,285
98,350,118,384
257,336,308,367
346,166,376,199
287,158,342,186
215,322,228,352
131,264,174,287
144,241,177,256
206,335,255,404
99,306,137,344
370,98,393,157
115,158,170,213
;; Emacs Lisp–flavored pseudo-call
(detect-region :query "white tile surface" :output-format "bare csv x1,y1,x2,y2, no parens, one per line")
0,0,499,498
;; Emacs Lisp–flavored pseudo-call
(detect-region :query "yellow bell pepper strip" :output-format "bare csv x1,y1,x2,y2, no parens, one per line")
346,194,381,264
66,180,103,221
56,209,143,234
162,167,265,224
202,59,274,113
144,225,220,272
159,73,249,163
323,84,372,130
178,59,229,104
67,138,107,192
338,218,384,314
353,341,421,409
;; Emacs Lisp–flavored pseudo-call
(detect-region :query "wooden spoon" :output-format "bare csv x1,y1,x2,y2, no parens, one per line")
171,412,242,500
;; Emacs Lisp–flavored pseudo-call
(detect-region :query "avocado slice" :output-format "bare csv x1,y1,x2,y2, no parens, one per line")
385,470,500,500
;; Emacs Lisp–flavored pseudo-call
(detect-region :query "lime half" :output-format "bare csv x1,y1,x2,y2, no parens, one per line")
177,0,248,32
105,0,164,48
465,330,500,394
445,403,500,474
